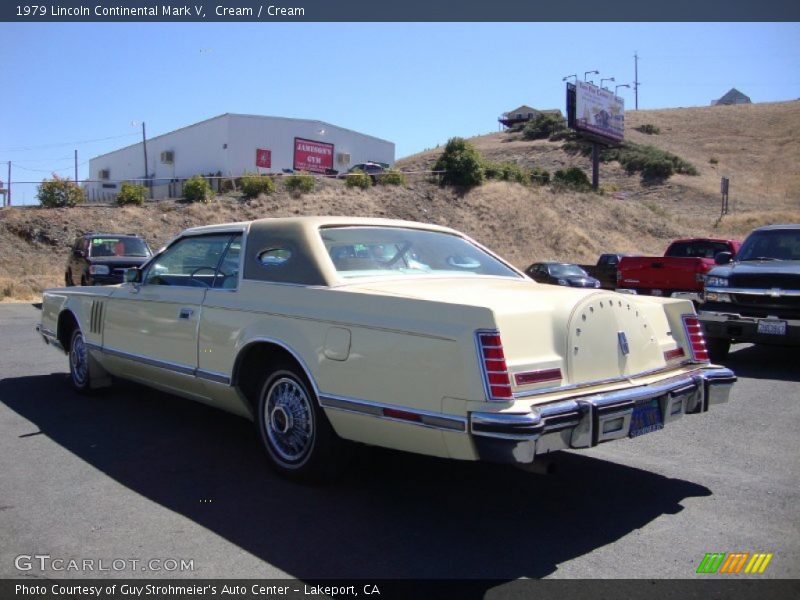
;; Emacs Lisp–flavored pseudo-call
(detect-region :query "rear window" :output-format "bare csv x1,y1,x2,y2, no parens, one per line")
320,226,521,280
666,241,731,259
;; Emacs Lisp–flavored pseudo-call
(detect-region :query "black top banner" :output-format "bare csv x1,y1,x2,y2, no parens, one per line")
2,0,799,22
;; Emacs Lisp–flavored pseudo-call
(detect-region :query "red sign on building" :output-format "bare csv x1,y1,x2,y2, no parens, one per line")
293,137,334,173
256,148,272,169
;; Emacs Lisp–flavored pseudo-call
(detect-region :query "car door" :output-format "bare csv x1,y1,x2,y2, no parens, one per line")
102,233,235,397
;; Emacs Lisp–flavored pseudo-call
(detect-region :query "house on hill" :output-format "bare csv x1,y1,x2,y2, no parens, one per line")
711,88,752,106
498,105,563,128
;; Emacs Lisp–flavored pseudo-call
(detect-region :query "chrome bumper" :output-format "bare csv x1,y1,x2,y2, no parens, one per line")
470,367,736,465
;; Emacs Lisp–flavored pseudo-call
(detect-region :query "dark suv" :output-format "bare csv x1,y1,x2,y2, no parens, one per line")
65,233,152,286
699,224,800,359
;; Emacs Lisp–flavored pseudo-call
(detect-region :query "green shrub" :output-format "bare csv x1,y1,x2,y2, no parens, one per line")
634,124,661,135
548,129,576,142
641,158,674,181
344,169,372,189
183,175,214,203
530,166,551,185
432,137,485,187
377,169,406,186
522,112,568,140
484,161,530,185
116,182,148,206
283,172,315,195
37,174,85,208
563,139,698,181
553,167,591,191
240,173,276,198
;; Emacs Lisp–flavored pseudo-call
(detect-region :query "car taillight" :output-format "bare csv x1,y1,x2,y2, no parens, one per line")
681,315,709,363
477,331,513,401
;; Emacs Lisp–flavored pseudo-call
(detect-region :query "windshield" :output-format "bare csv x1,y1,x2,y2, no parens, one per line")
89,237,151,258
549,264,587,277
321,226,521,280
736,229,800,261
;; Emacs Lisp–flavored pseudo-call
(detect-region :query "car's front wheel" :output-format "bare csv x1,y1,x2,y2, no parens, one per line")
256,362,349,482
69,329,92,393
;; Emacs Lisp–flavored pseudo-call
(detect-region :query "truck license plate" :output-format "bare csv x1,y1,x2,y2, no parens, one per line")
757,320,787,336
629,398,664,438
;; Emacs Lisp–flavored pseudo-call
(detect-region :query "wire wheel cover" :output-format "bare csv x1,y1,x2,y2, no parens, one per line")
264,377,314,463
70,333,88,386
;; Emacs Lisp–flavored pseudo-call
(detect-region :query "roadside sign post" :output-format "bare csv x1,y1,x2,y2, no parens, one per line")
720,176,730,216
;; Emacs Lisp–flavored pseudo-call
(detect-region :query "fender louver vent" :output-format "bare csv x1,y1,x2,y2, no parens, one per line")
90,300,105,335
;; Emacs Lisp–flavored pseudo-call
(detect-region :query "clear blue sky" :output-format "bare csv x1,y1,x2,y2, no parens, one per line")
2,22,799,204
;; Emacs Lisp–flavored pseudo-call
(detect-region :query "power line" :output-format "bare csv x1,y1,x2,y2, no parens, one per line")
0,132,139,153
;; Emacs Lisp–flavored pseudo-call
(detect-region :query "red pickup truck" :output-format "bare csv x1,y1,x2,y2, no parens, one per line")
617,238,741,300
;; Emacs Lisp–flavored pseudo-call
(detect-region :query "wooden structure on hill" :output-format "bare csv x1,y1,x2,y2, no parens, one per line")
498,105,563,128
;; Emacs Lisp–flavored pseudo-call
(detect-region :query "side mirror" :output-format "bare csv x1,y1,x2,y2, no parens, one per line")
124,268,142,284
714,252,733,265
72,249,84,259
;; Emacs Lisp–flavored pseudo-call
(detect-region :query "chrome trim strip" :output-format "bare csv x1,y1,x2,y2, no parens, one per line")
231,336,320,394
196,369,232,385
706,286,800,297
100,345,196,376
513,364,691,399
37,325,64,351
319,393,467,432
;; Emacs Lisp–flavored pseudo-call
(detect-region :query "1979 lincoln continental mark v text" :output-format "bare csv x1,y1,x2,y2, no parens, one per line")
37,217,736,480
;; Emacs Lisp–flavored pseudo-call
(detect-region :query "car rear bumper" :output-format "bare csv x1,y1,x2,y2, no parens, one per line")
699,311,800,345
469,367,736,465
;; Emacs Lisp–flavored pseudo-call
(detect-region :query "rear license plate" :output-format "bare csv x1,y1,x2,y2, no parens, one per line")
652,289,663,296
757,320,787,335
629,398,664,438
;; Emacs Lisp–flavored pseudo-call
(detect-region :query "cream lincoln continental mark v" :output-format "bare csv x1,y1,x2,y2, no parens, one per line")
37,217,736,480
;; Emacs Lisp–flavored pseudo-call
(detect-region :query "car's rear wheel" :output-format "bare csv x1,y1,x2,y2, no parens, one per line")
256,361,349,482
69,329,92,393
706,337,731,362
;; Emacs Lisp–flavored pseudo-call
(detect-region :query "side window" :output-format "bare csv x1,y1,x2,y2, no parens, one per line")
144,234,232,287
213,234,243,289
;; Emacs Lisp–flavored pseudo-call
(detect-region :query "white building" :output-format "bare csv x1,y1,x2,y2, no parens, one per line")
86,113,395,201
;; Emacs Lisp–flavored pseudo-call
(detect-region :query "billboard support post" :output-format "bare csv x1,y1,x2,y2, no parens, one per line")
591,143,600,191
720,177,730,216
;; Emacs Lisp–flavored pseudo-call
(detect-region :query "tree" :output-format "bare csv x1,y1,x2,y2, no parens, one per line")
37,174,85,208
433,137,485,186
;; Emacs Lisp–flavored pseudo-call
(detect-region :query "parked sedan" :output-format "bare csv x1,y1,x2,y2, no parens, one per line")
338,162,386,183
38,217,734,482
525,262,602,288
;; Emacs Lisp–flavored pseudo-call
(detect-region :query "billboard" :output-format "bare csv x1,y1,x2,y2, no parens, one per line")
573,81,625,143
293,138,334,173
256,148,271,168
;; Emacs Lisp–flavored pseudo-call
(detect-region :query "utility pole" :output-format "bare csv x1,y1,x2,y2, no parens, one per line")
7,161,11,206
634,52,639,110
141,122,148,180
74,149,78,184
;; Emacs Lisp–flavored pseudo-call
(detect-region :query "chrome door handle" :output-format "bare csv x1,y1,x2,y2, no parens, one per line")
179,307,194,319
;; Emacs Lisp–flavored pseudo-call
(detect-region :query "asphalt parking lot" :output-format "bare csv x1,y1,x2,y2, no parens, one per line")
1,302,798,584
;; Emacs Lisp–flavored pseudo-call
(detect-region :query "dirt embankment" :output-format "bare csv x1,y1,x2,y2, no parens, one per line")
2,101,799,301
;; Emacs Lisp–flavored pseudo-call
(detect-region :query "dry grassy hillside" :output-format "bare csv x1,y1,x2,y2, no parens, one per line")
2,101,799,301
